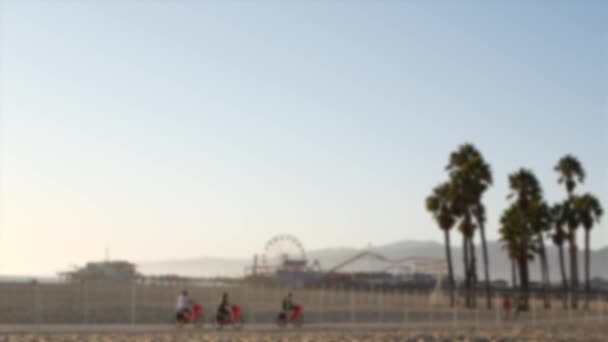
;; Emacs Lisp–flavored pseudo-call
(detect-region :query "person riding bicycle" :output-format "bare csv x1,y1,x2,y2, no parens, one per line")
282,292,296,315
217,292,231,321
175,290,191,320
514,292,526,319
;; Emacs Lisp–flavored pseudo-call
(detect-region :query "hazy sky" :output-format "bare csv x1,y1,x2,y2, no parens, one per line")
1,1,607,275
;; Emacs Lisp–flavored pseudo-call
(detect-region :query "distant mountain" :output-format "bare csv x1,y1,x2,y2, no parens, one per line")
137,240,608,281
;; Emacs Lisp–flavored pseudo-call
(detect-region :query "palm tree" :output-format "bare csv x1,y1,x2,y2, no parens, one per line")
446,144,493,309
508,169,542,214
426,182,457,307
563,197,581,309
507,169,543,310
551,202,569,309
529,200,552,309
465,158,492,309
457,210,476,308
500,204,535,310
555,155,585,309
448,166,478,308
446,147,477,308
447,144,480,169
554,155,585,196
501,233,519,289
575,193,603,309
511,260,518,289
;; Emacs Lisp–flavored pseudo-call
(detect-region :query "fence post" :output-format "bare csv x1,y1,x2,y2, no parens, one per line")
350,286,355,325
551,292,555,326
452,292,457,328
391,288,396,325
403,288,409,326
319,286,324,325
474,296,479,330
568,291,572,323
261,282,266,325
372,285,376,324
246,284,253,325
494,292,499,326
130,281,136,325
252,283,257,325
601,293,605,323
429,289,434,329
39,281,45,324
379,286,384,324
597,293,602,322
583,292,588,322
532,292,537,326
340,284,346,323
83,280,89,324
32,280,38,324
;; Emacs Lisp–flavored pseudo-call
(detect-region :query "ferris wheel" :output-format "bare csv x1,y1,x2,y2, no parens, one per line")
263,234,307,266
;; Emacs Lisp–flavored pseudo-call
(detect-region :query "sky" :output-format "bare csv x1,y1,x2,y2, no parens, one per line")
0,1,606,276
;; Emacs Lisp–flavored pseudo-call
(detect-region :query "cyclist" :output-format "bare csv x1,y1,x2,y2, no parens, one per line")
217,292,231,321
175,290,191,320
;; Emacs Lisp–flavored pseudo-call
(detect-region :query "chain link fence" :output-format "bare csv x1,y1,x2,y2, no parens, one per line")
0,281,605,326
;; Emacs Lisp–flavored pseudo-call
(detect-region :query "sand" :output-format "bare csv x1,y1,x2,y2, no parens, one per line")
1,325,607,342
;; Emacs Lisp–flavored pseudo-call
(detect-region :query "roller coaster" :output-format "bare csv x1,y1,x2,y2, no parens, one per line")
248,234,447,281
324,250,447,276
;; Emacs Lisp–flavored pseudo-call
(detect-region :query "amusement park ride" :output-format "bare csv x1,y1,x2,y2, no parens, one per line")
246,234,447,286
247,234,321,276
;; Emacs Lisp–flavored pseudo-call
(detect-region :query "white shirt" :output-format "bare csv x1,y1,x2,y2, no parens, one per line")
176,294,189,310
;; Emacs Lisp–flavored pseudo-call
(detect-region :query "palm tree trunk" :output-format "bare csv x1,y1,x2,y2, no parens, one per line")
569,233,579,309
444,229,455,307
537,234,550,309
511,259,518,289
478,221,492,309
463,235,470,307
469,237,477,308
518,252,530,311
558,243,568,309
584,229,590,310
